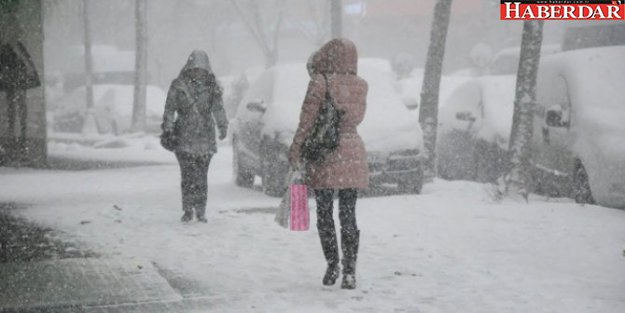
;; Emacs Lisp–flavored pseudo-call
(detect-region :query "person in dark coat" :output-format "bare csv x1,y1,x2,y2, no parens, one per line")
161,50,228,223
0,7,41,162
289,39,369,289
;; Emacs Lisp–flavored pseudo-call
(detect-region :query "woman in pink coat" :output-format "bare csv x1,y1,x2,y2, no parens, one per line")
289,38,368,289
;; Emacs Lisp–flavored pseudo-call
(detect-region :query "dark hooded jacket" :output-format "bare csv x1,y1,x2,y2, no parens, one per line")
0,12,40,91
162,50,228,155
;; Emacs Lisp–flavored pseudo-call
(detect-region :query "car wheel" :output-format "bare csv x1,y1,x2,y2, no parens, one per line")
398,165,424,194
260,141,289,197
573,161,594,205
233,137,254,188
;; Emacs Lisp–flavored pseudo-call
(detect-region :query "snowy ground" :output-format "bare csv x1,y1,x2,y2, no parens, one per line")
1,139,624,313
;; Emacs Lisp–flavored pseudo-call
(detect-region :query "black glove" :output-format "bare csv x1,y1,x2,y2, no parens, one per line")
160,131,178,151
219,127,228,140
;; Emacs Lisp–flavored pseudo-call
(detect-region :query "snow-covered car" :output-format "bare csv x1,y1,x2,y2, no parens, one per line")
52,84,167,135
437,45,561,182
232,59,425,196
394,69,472,112
529,45,625,209
437,75,516,182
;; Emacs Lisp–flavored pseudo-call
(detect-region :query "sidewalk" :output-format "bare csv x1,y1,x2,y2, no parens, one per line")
0,203,92,263
0,258,182,313
0,205,203,313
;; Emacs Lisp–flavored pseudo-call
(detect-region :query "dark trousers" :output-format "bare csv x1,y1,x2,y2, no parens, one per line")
314,189,358,232
6,89,27,148
176,152,212,217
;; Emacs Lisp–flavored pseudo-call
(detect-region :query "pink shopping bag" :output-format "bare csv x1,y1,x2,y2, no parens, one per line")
290,184,309,231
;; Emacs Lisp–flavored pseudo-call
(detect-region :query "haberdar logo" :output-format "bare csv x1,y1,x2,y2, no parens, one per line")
500,0,625,20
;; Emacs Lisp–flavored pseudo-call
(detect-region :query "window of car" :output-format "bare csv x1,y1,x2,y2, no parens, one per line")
562,24,625,51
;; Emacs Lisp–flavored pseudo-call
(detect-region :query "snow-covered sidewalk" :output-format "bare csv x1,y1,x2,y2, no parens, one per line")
1,145,624,313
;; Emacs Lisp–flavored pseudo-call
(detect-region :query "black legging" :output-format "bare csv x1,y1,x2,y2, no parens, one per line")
175,152,212,216
314,189,358,232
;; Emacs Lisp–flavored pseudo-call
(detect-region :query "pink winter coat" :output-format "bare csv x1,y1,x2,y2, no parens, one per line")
289,39,369,190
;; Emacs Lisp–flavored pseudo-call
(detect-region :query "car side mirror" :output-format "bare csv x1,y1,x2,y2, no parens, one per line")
546,107,568,128
455,111,476,122
246,100,266,114
402,98,418,111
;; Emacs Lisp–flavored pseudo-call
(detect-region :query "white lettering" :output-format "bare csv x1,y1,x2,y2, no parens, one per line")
579,5,593,19
538,5,550,18
594,6,607,19
608,5,623,19
522,5,536,19
551,5,562,19
505,2,522,19
562,5,575,19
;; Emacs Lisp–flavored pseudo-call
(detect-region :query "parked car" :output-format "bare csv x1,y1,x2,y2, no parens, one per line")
232,59,425,196
437,75,516,182
437,45,561,182
437,23,625,193
52,84,167,135
530,45,625,209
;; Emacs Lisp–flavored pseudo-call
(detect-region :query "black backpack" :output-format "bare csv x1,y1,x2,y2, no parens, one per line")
301,75,344,164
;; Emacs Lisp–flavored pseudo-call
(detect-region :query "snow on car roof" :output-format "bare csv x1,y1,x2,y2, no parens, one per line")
439,75,516,148
256,59,423,152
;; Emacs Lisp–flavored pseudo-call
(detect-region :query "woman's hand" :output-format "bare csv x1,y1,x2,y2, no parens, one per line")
218,127,227,140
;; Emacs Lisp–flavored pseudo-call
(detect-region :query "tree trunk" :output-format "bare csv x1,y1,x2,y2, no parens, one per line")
132,0,148,132
331,0,342,38
502,20,544,200
82,0,94,110
418,0,453,180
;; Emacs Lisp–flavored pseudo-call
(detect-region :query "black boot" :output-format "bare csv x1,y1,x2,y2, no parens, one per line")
318,224,340,286
181,193,195,222
181,210,193,222
195,196,208,223
340,228,360,289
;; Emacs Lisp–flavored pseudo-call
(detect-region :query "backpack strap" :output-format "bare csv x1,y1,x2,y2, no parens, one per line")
175,79,213,125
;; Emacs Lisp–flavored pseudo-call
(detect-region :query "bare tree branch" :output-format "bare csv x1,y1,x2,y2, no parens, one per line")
229,0,269,55
230,0,285,68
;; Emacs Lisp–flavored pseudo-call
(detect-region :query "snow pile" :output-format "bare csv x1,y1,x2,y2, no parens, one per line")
48,133,178,165
52,85,167,134
475,76,516,146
